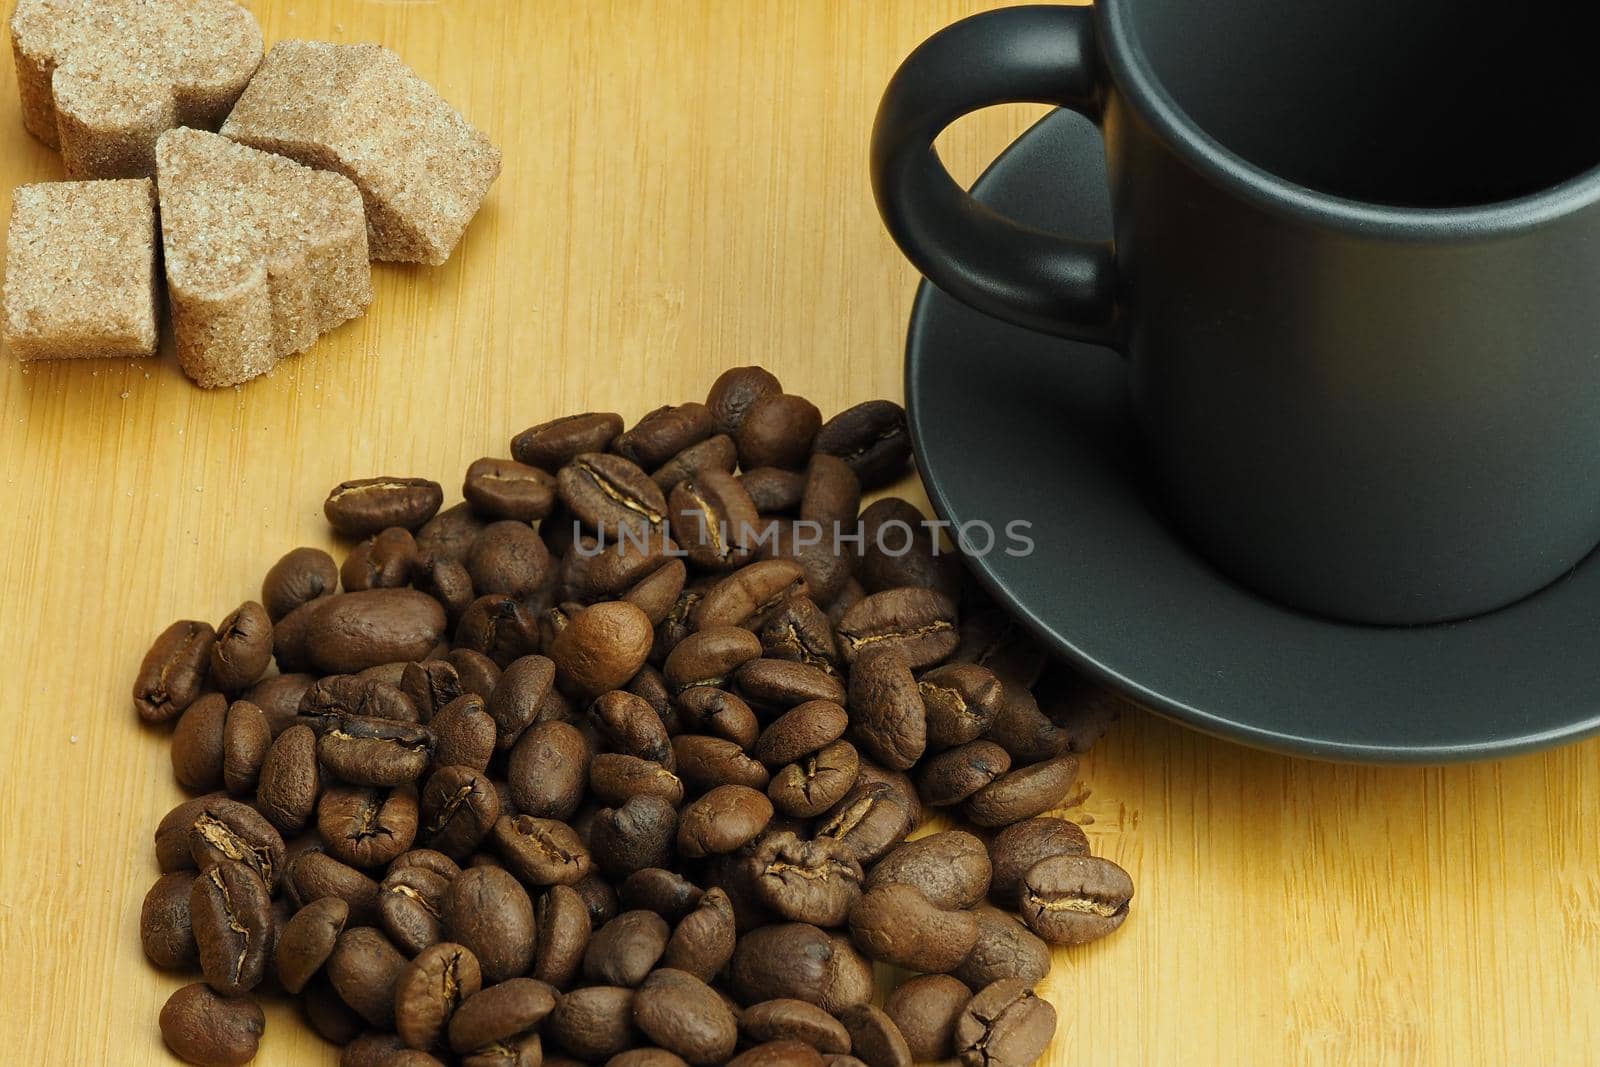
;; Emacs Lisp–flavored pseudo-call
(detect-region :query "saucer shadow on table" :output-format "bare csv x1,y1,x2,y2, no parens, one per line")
904,109,1600,763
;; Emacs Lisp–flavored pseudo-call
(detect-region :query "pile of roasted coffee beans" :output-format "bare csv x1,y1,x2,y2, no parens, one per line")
136,366,1133,1067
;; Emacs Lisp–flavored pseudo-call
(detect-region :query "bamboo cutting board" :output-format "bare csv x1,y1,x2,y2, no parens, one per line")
1,2,1597,1064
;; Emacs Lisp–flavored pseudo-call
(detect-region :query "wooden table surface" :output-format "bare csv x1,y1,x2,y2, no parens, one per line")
2,2,1598,1064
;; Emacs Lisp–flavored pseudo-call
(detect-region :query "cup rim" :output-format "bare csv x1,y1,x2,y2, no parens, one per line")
1096,0,1600,240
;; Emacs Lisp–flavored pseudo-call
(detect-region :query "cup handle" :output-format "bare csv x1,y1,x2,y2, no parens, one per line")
871,5,1119,345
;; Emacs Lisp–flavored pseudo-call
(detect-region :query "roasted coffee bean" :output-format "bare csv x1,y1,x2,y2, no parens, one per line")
416,503,491,566
674,687,760,749
836,588,958,670
620,868,702,921
563,527,678,602
768,739,859,818
846,647,925,770
633,967,739,1065
652,582,706,663
342,528,423,592
826,578,865,628
464,457,558,522
749,830,863,927
916,739,1010,807
272,599,318,673
988,817,1091,904
261,547,340,622
1033,661,1122,752
327,926,408,1028
400,659,464,726
669,469,761,571
378,865,451,956
305,589,448,675
951,610,1047,689
444,648,502,700
739,999,851,1054
443,865,538,983
729,923,873,1012
394,848,464,881
815,781,913,865
256,723,320,832
840,1004,912,1067
664,626,764,692
661,887,737,981
609,1047,692,1067
133,620,215,723
514,412,625,470
243,672,315,734
141,872,197,970
755,699,848,766
693,560,809,631
460,1033,542,1067
172,693,228,791
465,520,552,602
672,734,770,793
276,897,349,994
706,366,783,435
868,830,990,910
286,851,380,924
420,766,500,859
955,905,1051,988
418,552,478,626
488,654,556,751
547,985,637,1060
394,941,483,1050
757,518,855,604
917,663,1003,749
558,452,668,538
160,983,263,1067
590,689,674,766
653,433,739,493
325,477,443,538
964,754,1079,828
729,1041,826,1067
677,785,773,858
301,674,420,723
798,453,861,530
318,784,419,868
1018,853,1134,945
186,796,287,890
757,596,840,673
884,974,971,1062
813,400,911,490
849,882,977,973
210,600,273,691
954,980,1057,1067
984,683,1069,764
736,659,847,712
615,403,717,469
449,977,558,1054
590,754,686,808
592,794,679,878
584,910,670,986
455,594,541,667
191,860,272,995
503,719,585,817
549,601,655,698
856,498,961,601
736,393,821,470
315,714,435,786
739,466,806,514
428,694,496,772
220,700,271,794
534,884,592,989
492,814,593,886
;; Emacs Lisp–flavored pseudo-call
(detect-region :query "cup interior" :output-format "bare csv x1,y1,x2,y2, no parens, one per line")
1123,0,1600,207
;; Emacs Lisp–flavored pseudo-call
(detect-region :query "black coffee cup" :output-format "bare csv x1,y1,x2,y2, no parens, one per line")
872,2,1600,625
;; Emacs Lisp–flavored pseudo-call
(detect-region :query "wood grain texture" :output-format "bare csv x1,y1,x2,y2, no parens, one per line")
1,2,1597,1064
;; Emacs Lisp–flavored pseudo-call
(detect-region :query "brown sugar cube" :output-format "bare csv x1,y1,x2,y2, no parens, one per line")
221,40,502,266
9,0,263,180
3,179,158,362
156,128,373,388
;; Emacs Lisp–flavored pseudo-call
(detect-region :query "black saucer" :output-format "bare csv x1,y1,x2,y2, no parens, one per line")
904,109,1600,762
